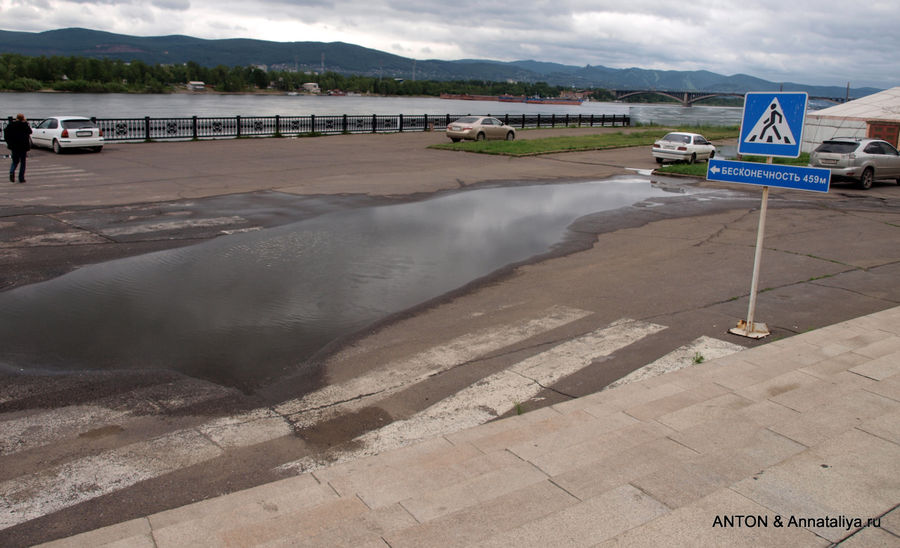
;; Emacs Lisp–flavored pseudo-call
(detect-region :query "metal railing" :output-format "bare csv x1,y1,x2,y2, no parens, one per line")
5,113,630,142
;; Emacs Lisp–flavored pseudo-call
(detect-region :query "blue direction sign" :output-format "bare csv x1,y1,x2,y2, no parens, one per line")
707,159,830,193
739,92,808,158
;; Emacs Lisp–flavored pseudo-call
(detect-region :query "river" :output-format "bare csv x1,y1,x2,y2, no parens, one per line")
0,92,743,126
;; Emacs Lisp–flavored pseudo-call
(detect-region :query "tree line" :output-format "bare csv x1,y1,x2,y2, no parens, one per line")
0,53,617,100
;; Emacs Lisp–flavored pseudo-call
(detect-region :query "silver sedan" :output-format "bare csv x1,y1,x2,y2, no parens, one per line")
446,116,516,143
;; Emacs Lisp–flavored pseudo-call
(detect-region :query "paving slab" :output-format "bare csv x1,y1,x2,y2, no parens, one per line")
356,450,527,511
475,484,669,547
398,455,549,522
836,527,900,548
850,350,900,381
515,421,671,477
595,488,828,548
881,506,900,536
769,388,898,447
654,392,756,431
36,518,153,548
549,436,697,501
443,407,594,454
732,429,900,542
384,481,578,548
769,370,878,412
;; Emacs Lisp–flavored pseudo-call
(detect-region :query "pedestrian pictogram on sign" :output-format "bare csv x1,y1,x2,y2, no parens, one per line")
745,98,796,145
738,92,808,158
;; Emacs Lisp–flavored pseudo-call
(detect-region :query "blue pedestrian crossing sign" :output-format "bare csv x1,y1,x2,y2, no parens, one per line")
738,92,808,158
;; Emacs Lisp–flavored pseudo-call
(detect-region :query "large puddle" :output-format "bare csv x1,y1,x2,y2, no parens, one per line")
0,177,688,389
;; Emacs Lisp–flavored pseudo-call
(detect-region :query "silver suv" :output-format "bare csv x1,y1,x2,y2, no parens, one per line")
809,138,900,190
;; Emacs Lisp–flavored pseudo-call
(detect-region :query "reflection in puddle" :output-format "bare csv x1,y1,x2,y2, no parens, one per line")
0,177,685,389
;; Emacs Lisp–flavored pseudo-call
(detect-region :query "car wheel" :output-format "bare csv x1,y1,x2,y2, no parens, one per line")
52,140,63,154
91,146,103,153
708,150,715,160
476,132,485,141
655,158,664,164
688,153,696,165
506,131,515,141
859,167,874,190
451,138,461,143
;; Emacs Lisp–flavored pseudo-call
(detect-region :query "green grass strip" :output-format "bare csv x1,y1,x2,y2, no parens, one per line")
428,126,740,157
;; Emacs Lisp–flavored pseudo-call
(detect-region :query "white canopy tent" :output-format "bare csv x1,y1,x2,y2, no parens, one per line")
802,87,900,152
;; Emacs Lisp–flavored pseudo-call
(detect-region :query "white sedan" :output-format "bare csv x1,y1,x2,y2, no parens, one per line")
651,132,715,164
31,116,104,153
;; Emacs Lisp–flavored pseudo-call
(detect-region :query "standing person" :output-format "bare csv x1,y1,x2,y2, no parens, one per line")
5,113,32,183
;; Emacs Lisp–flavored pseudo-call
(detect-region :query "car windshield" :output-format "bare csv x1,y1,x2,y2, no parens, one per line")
661,133,691,144
815,141,859,154
454,117,479,124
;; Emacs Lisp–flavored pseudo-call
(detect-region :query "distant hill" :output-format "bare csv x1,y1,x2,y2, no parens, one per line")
0,28,880,98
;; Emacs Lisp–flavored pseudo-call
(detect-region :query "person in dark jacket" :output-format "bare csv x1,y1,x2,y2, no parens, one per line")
5,113,32,183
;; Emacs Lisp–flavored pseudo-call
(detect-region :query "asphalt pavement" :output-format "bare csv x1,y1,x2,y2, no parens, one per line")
1,129,899,546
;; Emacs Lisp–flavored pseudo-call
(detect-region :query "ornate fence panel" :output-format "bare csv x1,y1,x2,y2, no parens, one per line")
240,116,277,137
280,116,313,135
95,118,144,141
196,117,238,139
6,112,631,142
149,118,195,140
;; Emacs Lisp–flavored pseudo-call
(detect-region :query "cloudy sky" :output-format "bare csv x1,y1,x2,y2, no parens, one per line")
1,0,896,89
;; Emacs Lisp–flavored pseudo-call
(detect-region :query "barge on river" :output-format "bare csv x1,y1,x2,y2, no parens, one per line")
440,93,582,105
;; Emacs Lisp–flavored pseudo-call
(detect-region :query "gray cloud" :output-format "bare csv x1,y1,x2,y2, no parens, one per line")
0,0,896,88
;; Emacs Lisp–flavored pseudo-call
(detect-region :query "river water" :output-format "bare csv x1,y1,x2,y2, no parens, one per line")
0,92,743,126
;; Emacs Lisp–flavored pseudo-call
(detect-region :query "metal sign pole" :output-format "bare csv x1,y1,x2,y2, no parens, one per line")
731,157,772,339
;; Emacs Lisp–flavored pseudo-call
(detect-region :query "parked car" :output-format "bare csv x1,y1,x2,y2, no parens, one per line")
808,137,900,189
446,116,516,142
31,116,104,153
651,132,716,164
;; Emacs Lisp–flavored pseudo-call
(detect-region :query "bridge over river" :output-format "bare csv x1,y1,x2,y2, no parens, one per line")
611,89,848,106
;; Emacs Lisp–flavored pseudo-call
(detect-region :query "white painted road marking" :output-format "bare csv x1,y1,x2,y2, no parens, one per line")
275,305,594,418
0,409,294,529
0,306,593,530
279,318,667,471
605,336,744,389
0,380,234,457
